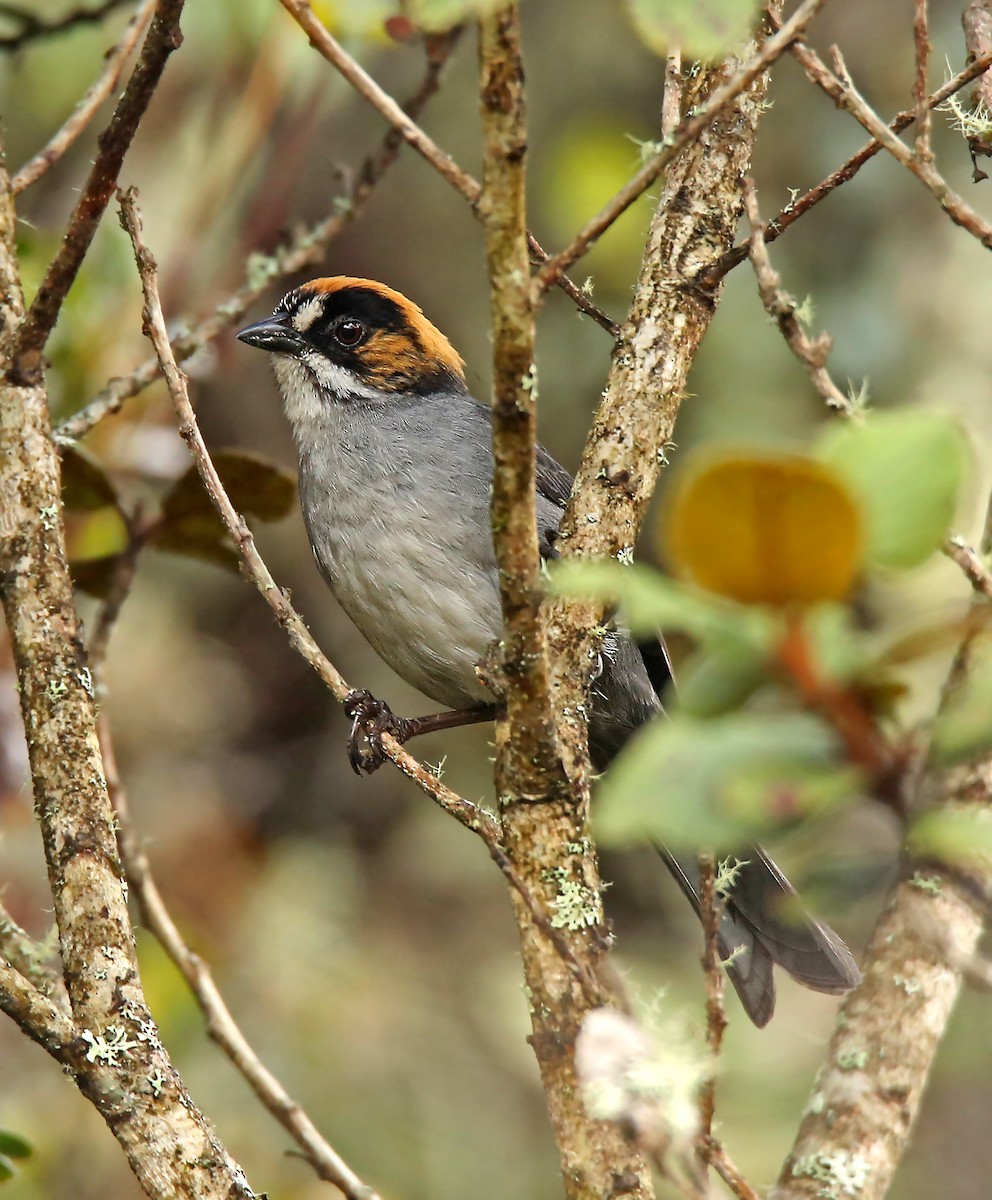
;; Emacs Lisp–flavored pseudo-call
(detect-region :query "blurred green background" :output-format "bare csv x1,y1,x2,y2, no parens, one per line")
2,1,992,1197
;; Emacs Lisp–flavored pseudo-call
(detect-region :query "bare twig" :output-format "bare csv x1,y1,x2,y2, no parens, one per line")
276,0,618,336
696,855,726,1181
58,33,462,441
791,41,992,249
11,0,154,194
0,957,77,1061
0,0,132,51
95,711,383,1200
701,1138,761,1200
702,50,992,284
943,534,992,601
13,0,186,378
743,178,860,416
117,185,502,846
531,0,832,298
913,0,933,162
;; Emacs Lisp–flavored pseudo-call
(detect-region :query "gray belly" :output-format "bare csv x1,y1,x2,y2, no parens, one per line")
302,476,501,710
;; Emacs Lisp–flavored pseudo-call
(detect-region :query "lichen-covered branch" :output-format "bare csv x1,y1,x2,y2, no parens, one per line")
772,764,990,1200
545,9,784,768
0,158,254,1200
477,8,648,1198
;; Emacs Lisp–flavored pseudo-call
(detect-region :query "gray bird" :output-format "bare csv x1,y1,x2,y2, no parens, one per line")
237,275,861,1026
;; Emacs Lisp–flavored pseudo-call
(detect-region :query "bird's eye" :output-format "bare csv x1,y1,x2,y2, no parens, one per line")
333,319,366,348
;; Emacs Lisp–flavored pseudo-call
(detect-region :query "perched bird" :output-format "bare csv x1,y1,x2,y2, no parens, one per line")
237,276,861,1026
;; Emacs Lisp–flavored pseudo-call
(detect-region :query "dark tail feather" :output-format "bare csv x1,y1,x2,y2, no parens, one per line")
658,846,861,1028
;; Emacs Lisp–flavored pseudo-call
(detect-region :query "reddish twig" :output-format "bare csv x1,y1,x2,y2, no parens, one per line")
742,177,860,416
962,2,992,176
11,0,154,194
13,0,186,379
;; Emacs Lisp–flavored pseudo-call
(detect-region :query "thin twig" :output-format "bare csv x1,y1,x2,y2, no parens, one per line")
702,50,992,285
943,534,992,601
698,1137,761,1200
11,0,155,194
95,710,383,1200
696,855,726,1179
791,40,992,249
58,33,461,441
116,185,503,845
742,177,860,416
531,0,832,298
913,0,933,162
0,0,131,51
276,0,619,336
13,0,186,378
0,901,64,1001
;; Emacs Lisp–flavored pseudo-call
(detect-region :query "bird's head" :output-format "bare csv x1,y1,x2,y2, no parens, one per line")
237,277,466,419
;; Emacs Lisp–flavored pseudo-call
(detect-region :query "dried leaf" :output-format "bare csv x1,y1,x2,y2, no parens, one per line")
60,445,119,512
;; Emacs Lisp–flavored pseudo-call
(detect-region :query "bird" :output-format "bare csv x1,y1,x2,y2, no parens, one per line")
237,275,861,1026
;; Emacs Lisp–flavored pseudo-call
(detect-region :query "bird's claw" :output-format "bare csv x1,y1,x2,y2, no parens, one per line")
343,689,409,775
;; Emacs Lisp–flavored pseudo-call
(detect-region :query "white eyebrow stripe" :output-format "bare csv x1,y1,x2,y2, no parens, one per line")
291,296,324,332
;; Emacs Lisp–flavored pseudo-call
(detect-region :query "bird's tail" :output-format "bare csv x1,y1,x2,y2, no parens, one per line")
658,846,861,1028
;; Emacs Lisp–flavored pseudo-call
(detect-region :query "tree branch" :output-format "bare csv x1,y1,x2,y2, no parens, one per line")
276,0,618,335
0,153,254,1200
530,0,831,299
702,49,992,284
743,177,860,416
11,0,155,195
0,0,132,51
57,31,462,441
791,40,992,249
12,0,185,378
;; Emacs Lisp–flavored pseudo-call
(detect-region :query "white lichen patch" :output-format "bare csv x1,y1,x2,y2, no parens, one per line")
82,1024,140,1064
792,1150,870,1198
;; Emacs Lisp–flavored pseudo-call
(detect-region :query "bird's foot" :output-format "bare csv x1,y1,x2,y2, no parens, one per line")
343,689,412,775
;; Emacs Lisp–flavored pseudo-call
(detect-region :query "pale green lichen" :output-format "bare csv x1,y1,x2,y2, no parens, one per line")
39,503,58,531
45,678,68,703
82,1025,139,1065
715,855,749,897
910,871,942,895
836,1047,869,1070
792,1150,870,1198
941,94,992,142
147,1068,167,1098
548,876,601,931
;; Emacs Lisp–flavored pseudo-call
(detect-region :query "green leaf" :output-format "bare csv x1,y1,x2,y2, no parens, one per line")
595,711,857,850
60,445,119,512
547,559,772,645
908,807,992,871
0,1133,31,1161
0,1157,13,1183
625,0,763,59
675,639,768,717
817,410,968,569
161,450,296,524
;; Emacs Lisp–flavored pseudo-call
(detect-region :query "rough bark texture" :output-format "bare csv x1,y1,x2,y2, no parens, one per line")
478,9,650,1198
546,29,778,782
772,765,991,1200
0,165,253,1200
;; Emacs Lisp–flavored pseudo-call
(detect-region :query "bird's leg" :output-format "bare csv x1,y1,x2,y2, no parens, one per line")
343,689,498,775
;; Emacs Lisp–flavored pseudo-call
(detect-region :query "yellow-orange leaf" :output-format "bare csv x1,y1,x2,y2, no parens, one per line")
662,452,864,606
